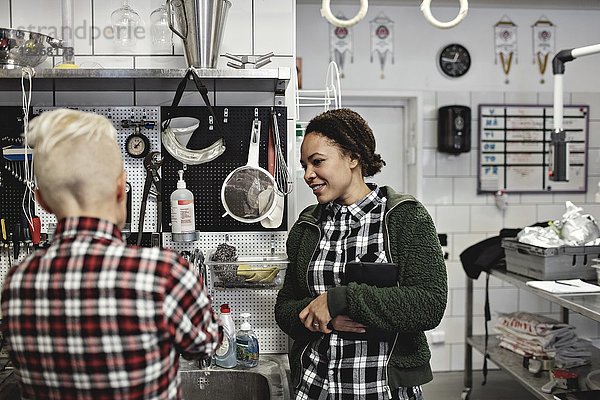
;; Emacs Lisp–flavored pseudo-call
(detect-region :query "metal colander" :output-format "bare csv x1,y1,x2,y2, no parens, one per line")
220,119,276,223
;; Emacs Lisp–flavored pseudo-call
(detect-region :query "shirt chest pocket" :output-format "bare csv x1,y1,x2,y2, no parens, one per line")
357,251,388,263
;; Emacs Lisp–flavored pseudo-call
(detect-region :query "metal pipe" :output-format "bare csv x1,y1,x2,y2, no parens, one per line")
553,74,563,131
572,43,600,58
61,0,75,63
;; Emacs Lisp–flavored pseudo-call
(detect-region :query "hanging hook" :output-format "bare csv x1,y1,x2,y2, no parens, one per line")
421,0,468,29
320,0,368,28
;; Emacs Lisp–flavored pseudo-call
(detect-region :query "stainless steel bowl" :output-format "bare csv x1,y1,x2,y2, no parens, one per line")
0,28,63,69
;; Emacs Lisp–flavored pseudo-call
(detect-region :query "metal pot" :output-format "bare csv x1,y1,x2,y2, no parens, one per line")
0,28,64,69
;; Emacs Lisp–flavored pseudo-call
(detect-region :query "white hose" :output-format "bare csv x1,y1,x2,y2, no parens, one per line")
421,0,468,29
321,0,368,28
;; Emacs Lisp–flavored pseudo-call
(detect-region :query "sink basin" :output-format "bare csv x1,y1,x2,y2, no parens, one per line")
180,369,270,399
178,354,290,400
0,354,291,400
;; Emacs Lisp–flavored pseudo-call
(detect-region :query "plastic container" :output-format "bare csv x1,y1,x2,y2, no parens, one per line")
205,249,289,289
214,304,237,368
170,170,195,234
236,313,259,367
502,238,600,280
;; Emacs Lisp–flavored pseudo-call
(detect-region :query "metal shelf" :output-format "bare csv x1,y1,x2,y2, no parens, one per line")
489,269,600,323
468,335,600,400
465,269,600,400
0,67,291,93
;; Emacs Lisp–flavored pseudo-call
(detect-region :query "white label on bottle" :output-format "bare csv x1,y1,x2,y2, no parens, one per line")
215,338,229,357
171,199,195,233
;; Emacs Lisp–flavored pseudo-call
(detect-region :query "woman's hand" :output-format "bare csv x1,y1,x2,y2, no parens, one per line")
299,293,332,333
330,315,366,333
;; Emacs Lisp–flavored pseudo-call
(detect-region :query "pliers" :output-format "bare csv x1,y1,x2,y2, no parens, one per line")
137,151,163,246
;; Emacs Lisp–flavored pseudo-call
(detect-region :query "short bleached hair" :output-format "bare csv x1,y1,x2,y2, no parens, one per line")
27,108,123,210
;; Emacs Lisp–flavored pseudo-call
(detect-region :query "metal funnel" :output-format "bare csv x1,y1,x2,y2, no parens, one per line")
167,0,231,69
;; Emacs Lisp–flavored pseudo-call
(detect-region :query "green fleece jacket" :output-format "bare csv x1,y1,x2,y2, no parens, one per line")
275,187,448,391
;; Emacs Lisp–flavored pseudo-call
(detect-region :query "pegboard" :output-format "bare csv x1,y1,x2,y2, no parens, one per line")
32,107,162,233
0,105,291,353
160,106,288,232
0,106,31,228
163,231,289,353
0,247,32,297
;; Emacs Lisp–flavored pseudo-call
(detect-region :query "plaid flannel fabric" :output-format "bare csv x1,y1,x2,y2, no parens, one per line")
297,186,422,400
1,217,222,400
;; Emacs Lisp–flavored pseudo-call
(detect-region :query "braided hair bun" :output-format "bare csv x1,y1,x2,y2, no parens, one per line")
304,108,385,177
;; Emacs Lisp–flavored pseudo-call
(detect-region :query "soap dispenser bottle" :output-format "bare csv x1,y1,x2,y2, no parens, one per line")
170,169,195,234
214,304,237,368
236,313,259,367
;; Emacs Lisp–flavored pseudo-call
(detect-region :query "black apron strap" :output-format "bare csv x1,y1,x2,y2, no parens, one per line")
482,272,491,386
163,68,225,136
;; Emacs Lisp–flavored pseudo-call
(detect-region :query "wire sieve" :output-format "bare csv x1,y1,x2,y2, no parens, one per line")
221,119,277,223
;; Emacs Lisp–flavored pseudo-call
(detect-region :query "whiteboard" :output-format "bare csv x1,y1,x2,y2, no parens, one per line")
478,104,589,193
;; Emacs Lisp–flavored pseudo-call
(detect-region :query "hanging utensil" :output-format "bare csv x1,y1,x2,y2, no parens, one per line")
221,119,277,223
272,111,293,195
262,112,284,229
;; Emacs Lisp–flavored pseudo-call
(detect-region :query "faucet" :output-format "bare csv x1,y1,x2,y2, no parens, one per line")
194,248,207,283
198,357,212,370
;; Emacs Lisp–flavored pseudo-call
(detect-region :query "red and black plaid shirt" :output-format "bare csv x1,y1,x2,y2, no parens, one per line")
1,217,222,400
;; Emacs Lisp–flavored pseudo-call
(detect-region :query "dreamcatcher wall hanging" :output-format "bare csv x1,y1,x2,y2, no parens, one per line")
329,14,354,78
532,17,555,84
370,13,394,79
494,16,518,84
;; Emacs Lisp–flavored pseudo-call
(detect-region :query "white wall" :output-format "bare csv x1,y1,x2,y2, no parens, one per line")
298,2,600,372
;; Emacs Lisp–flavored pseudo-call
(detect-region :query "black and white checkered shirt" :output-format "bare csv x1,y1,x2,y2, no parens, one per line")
296,186,423,400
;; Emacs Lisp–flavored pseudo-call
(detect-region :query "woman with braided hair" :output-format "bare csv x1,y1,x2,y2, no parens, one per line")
275,108,447,400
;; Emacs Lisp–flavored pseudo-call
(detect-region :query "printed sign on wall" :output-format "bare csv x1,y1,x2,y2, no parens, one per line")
478,104,589,193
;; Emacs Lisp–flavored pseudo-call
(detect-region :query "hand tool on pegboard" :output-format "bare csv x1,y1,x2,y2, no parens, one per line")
138,152,163,246
0,218,11,265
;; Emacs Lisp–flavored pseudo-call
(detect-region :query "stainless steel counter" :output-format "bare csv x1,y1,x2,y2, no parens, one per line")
0,67,291,94
0,67,291,80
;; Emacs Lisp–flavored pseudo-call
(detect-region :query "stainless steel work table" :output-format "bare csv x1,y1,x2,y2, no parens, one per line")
463,269,600,400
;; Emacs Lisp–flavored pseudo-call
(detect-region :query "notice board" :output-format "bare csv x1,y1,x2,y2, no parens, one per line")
478,104,589,193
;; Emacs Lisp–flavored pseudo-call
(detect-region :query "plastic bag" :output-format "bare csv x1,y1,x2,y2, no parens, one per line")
517,201,600,247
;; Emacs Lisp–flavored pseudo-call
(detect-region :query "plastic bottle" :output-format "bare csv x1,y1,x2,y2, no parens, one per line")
214,304,237,368
170,170,195,234
236,313,259,367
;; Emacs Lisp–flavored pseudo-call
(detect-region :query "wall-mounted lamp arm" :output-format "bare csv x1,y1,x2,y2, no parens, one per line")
550,44,600,182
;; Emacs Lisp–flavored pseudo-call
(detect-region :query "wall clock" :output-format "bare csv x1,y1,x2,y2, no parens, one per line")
438,43,471,78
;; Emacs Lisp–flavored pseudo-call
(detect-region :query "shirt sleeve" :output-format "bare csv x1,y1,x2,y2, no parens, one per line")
163,254,223,360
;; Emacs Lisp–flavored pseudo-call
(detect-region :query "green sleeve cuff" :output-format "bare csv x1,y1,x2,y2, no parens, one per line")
327,286,348,318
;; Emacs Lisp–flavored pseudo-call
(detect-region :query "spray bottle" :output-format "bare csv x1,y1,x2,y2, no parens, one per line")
170,170,195,234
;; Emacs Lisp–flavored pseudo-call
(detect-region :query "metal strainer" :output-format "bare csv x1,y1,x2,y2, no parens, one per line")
221,119,277,223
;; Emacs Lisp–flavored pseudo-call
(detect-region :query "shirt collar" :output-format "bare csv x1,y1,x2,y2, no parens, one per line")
326,184,385,220
53,216,124,243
